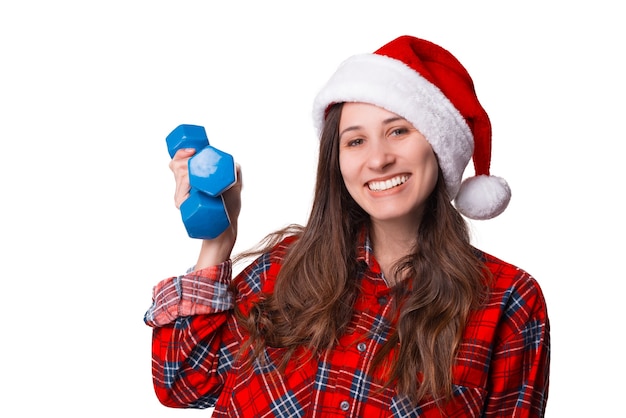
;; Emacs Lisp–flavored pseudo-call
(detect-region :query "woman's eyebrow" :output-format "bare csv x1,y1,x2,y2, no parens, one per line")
339,125,361,139
383,116,405,125
340,116,408,138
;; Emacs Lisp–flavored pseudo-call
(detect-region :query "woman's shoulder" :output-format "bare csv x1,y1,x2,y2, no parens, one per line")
233,234,300,297
473,248,548,320
268,234,299,261
475,248,538,290
463,248,550,349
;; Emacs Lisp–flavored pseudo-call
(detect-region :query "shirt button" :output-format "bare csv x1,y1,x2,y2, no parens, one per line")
378,296,388,305
340,400,350,411
357,342,367,352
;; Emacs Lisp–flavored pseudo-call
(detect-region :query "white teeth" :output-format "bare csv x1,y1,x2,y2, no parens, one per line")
368,175,409,191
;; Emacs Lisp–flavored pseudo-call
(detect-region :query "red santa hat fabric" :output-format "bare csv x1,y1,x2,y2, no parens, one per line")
312,35,511,220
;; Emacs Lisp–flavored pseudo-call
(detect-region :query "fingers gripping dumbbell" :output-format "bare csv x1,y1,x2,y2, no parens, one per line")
166,124,236,239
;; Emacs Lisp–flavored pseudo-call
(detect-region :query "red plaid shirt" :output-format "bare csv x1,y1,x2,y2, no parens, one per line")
145,232,549,417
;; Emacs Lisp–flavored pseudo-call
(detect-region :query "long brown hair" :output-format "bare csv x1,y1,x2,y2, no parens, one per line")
234,103,489,405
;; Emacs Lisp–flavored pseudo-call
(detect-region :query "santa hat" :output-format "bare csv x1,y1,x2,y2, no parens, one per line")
312,35,511,220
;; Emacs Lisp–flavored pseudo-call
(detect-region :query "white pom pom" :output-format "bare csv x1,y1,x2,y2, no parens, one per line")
454,175,511,220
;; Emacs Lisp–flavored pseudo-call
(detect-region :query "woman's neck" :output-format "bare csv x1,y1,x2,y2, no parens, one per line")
370,219,419,285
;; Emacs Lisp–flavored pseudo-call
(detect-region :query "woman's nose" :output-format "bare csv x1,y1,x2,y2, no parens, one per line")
367,139,395,170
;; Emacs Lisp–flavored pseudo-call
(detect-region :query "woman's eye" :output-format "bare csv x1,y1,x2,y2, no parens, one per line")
347,138,363,147
391,128,408,136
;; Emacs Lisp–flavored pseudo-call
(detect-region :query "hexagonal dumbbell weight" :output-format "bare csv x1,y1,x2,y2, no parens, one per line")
166,124,237,239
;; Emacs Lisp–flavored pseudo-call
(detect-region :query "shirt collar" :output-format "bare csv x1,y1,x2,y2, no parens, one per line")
356,225,382,275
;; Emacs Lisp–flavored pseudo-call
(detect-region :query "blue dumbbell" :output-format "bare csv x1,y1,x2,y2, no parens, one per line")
166,124,236,239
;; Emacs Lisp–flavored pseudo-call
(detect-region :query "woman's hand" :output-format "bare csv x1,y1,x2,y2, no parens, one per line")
170,148,196,209
170,148,243,269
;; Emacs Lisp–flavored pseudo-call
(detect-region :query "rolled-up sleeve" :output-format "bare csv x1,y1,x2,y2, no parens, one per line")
144,261,233,327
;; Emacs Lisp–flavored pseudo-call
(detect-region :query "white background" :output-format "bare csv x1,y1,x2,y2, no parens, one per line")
1,1,623,416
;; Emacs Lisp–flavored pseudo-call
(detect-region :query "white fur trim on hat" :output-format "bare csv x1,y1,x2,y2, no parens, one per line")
312,53,473,199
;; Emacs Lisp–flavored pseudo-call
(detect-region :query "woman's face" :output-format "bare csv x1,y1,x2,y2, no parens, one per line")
338,102,439,227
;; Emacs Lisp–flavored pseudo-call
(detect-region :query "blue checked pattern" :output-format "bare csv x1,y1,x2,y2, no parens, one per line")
270,391,305,417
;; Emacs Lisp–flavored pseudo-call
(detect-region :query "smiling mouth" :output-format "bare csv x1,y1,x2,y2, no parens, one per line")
367,175,409,191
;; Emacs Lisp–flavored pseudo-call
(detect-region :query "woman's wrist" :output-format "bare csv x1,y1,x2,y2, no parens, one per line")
194,226,237,270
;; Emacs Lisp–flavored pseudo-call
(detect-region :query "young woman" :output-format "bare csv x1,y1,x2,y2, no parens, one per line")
145,35,550,417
